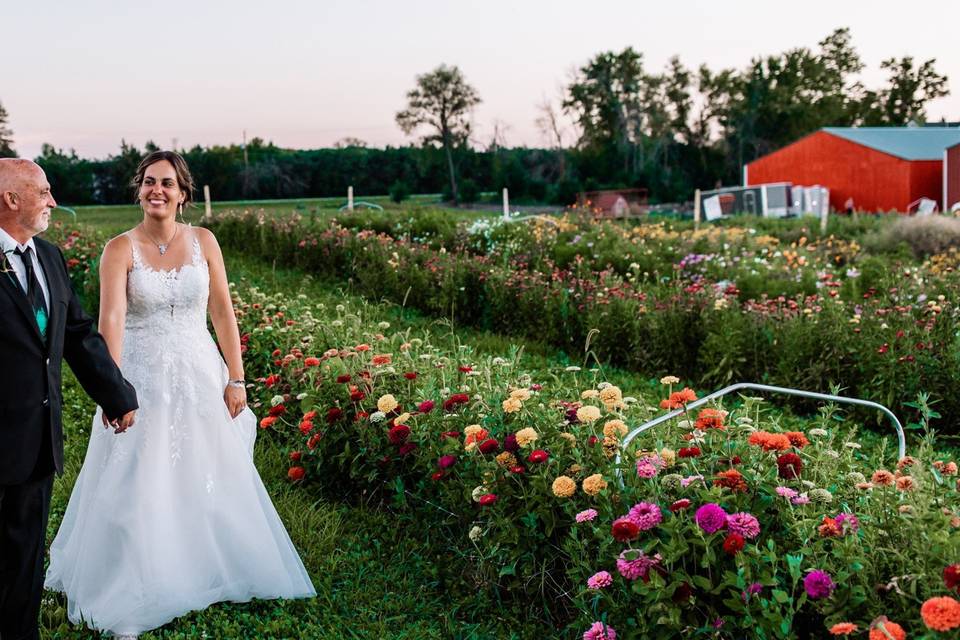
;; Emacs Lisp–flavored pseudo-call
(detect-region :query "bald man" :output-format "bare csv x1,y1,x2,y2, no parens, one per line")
0,159,138,640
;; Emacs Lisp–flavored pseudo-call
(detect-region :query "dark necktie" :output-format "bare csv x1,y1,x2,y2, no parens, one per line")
14,247,48,340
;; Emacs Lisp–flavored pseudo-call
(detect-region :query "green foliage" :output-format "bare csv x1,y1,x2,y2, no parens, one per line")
0,99,15,158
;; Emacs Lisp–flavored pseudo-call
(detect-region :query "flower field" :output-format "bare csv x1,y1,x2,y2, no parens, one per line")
45,214,960,638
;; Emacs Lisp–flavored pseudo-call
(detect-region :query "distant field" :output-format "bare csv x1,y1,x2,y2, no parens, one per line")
51,193,481,236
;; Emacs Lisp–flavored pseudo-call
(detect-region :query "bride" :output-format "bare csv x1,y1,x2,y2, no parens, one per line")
44,151,315,638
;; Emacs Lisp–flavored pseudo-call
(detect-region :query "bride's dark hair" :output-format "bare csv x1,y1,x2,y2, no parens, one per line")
131,150,196,206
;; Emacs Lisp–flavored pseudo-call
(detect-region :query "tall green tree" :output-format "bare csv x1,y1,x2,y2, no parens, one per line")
860,56,949,125
0,100,17,158
396,64,481,205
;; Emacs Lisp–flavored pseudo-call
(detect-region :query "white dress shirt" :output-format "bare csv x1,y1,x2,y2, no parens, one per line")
0,226,51,311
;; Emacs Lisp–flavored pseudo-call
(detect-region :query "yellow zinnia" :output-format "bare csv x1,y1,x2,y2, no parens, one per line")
582,474,607,496
502,397,523,413
515,427,539,448
577,405,601,423
377,394,398,413
552,476,577,498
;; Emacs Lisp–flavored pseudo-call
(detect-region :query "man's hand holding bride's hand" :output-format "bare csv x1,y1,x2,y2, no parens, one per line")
224,385,247,419
101,409,137,434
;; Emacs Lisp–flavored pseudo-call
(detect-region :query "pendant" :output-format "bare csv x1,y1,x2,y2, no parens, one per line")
158,244,168,255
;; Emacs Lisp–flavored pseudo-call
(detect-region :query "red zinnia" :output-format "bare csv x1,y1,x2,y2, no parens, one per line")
479,494,498,506
326,407,343,424
304,357,320,367
722,533,745,555
777,453,803,480
349,389,365,402
336,374,351,383
259,416,277,429
679,447,701,458
611,517,640,542
287,466,305,481
418,400,435,413
306,433,322,450
669,499,692,512
443,393,470,411
945,564,960,591
478,438,500,454
528,449,549,464
289,451,302,462
404,372,418,380
269,404,286,416
388,424,411,445
509,465,525,474
303,410,317,421
299,420,314,435
431,470,446,481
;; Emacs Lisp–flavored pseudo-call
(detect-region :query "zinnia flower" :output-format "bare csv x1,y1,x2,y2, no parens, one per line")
920,596,960,631
442,393,470,411
377,394,399,413
514,427,539,448
603,419,628,438
478,494,498,506
722,533,745,555
576,406,602,423
627,502,662,531
695,503,728,534
552,476,576,498
828,622,857,636
678,446,701,458
785,431,810,448
636,454,665,479
871,469,895,486
616,549,662,581
803,570,835,599
387,424,410,445
777,453,803,479
437,455,457,469
502,397,523,413
944,563,960,591
478,438,499,454
495,452,517,468
714,469,748,492
528,449,549,464
748,431,792,452
576,509,598,523
611,517,640,542
868,620,905,640
660,387,697,409
695,408,726,430
669,499,691,512
725,512,760,539
582,474,607,496
583,621,617,640
417,399,435,413
775,486,798,499
287,466,305,481
587,571,613,589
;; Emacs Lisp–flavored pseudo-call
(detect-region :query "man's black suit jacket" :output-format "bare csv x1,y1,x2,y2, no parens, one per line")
0,235,138,485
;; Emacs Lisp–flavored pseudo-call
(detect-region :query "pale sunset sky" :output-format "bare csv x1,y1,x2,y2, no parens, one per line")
6,0,959,159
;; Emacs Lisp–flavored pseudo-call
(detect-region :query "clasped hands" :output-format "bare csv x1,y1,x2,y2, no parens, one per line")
101,409,137,434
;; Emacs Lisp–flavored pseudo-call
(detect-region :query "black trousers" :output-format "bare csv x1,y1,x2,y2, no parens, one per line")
0,428,55,640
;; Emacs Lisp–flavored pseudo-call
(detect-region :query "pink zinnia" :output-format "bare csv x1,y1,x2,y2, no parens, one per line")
725,512,761,539
695,503,728,534
576,509,599,523
791,494,810,505
627,502,662,531
587,571,613,589
835,512,859,533
616,550,662,581
681,474,704,488
636,453,665,479
583,621,617,640
803,570,835,599
775,486,798,499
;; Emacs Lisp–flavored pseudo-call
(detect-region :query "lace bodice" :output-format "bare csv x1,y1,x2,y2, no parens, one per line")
125,229,209,334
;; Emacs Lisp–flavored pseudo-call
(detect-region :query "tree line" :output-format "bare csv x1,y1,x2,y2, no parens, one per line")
0,28,951,206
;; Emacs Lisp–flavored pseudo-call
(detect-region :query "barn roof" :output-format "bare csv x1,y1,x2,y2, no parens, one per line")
822,127,960,161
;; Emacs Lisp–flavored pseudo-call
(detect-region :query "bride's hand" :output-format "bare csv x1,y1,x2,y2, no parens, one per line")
224,385,247,418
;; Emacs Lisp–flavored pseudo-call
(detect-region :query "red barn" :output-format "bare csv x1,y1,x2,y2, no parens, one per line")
745,127,960,212
947,141,960,211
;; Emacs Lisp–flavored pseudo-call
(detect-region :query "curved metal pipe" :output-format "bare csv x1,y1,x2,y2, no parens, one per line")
615,382,906,486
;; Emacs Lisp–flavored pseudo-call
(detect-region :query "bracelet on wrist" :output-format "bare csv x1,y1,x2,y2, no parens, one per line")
227,379,246,389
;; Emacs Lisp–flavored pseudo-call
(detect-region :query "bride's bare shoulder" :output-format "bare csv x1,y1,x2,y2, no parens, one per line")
100,232,134,266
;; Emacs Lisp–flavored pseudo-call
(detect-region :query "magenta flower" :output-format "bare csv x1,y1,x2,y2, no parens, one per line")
791,494,810,505
635,453,665,479
583,621,617,640
627,502,662,531
681,474,704,488
695,503,728,534
803,570,835,599
576,509,598,523
587,570,613,589
616,550,662,581
437,455,457,469
725,512,761,539
835,512,859,533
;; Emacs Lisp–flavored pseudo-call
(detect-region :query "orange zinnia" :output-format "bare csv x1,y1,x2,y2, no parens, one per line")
785,431,810,448
921,596,960,631
748,431,792,452
713,469,748,493
659,387,698,410
868,620,905,640
828,622,857,636
695,408,726,430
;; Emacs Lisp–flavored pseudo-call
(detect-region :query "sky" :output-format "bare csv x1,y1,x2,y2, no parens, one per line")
5,0,960,160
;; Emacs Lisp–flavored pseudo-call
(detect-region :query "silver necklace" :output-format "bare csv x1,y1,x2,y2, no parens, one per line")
141,223,178,255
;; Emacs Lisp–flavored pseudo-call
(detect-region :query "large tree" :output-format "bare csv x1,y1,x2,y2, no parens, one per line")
0,101,17,158
396,64,480,205
860,56,949,125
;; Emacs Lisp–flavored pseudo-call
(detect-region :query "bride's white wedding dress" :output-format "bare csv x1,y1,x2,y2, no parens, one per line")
45,229,315,635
